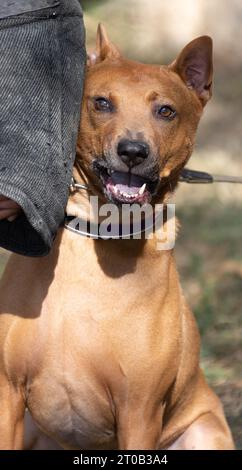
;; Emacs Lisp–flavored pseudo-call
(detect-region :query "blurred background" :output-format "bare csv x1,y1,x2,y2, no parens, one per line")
1,0,242,447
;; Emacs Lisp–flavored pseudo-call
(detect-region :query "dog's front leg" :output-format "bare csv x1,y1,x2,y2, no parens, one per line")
117,409,163,450
0,375,25,449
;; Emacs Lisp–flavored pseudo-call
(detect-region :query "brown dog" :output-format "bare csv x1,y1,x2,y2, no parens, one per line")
0,25,234,450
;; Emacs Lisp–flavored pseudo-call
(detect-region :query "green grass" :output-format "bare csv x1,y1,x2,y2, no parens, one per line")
0,251,7,277
82,0,108,13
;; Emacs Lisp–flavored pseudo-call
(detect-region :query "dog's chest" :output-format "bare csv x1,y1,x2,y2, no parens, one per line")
25,308,178,449
26,360,117,449
22,238,181,448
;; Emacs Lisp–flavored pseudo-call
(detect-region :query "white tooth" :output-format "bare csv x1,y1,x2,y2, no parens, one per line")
139,184,146,196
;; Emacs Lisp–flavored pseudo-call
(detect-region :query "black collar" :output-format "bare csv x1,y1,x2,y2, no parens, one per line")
64,211,165,240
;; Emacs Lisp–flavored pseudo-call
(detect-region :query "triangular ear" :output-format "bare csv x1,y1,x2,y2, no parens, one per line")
87,24,121,66
171,36,213,106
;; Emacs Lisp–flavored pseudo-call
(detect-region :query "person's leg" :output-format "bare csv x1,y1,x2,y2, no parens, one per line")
0,0,86,256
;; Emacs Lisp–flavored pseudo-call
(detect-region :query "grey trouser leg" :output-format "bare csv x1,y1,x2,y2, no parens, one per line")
0,0,86,256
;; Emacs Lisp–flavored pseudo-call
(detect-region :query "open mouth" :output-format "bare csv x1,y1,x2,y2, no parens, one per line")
93,162,159,205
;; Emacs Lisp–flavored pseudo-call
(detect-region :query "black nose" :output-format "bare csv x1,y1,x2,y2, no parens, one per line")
117,139,150,168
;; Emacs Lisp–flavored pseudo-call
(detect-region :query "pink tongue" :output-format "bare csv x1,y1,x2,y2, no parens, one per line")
113,184,141,195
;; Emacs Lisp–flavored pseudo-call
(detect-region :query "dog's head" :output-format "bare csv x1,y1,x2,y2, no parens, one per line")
76,25,213,205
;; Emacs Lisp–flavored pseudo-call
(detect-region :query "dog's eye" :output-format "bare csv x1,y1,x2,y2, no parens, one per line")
93,97,114,112
155,105,176,121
